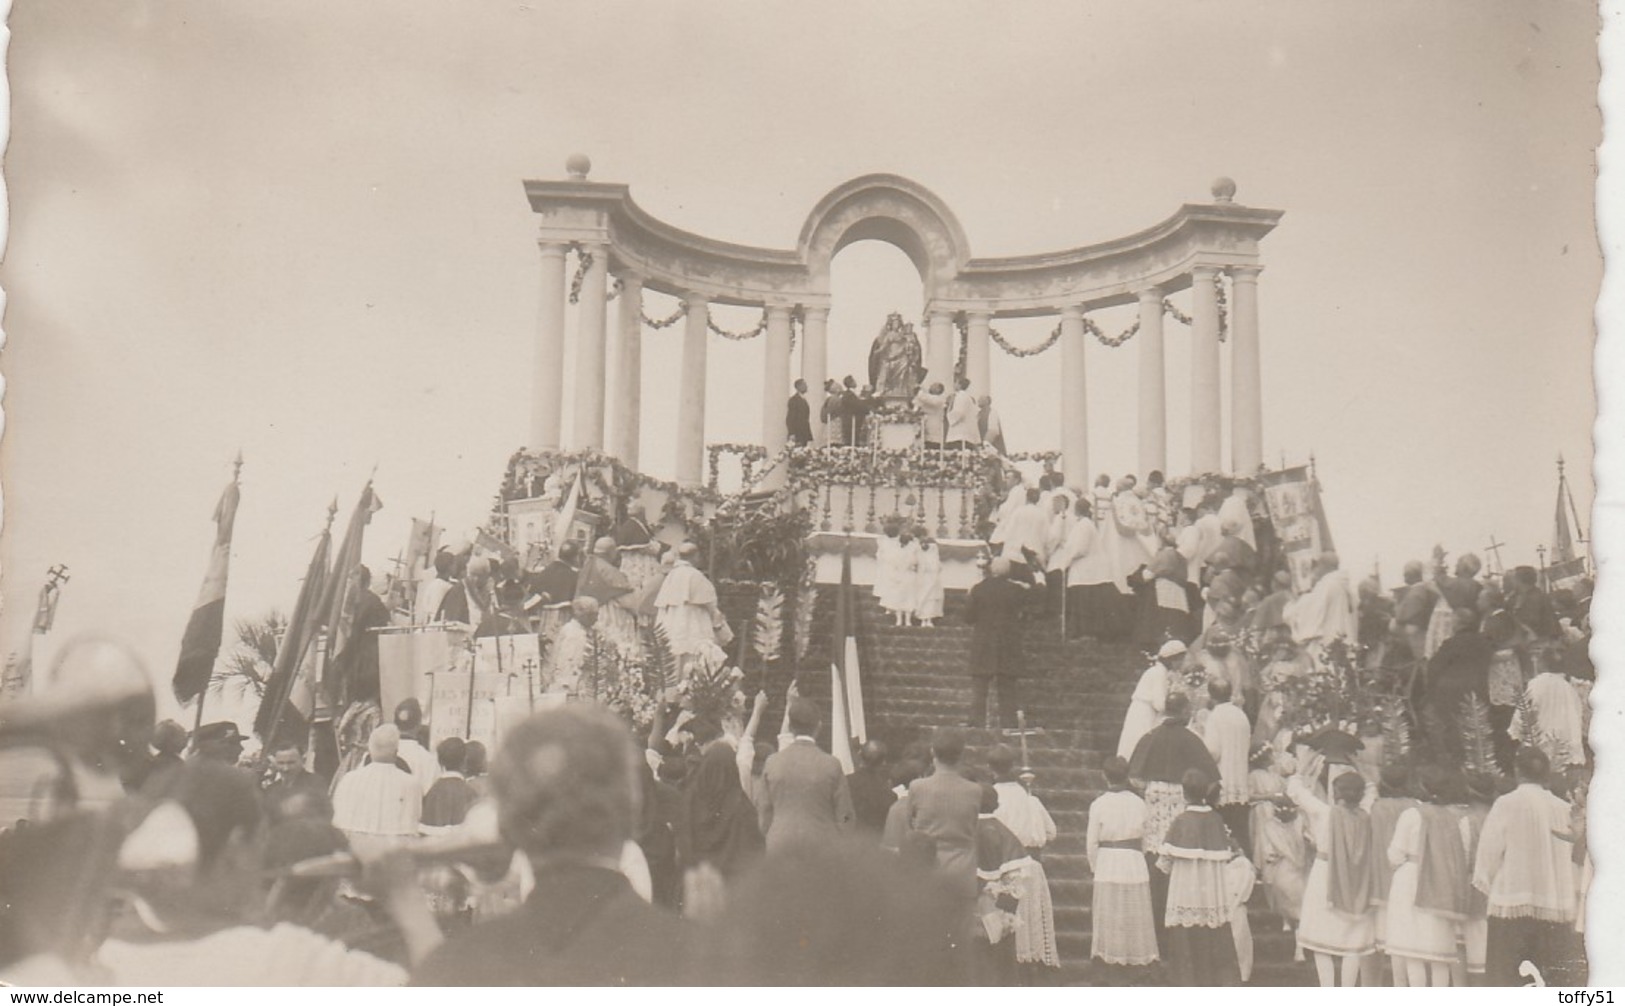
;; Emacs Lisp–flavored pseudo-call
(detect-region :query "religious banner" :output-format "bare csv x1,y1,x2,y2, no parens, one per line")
428,668,510,750
1257,466,1336,594
505,497,556,566
377,624,470,724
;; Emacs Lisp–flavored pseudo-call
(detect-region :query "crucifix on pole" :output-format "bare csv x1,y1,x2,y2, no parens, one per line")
1003,709,1041,790
1485,535,1507,577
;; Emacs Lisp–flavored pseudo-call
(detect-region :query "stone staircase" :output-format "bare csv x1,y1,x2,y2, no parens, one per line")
728,582,1316,986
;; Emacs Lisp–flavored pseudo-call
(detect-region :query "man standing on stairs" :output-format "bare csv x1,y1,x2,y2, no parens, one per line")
962,558,1028,729
759,698,855,854
908,727,984,976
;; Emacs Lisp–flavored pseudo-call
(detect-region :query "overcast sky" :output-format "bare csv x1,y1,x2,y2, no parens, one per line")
0,0,1602,718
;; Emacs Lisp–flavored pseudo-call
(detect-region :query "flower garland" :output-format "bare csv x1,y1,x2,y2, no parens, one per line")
642,298,688,329
785,444,998,492
499,446,726,533
708,311,768,341
988,320,1064,358
867,401,924,425
1160,273,1230,342
707,443,769,489
1085,317,1140,348
567,243,594,305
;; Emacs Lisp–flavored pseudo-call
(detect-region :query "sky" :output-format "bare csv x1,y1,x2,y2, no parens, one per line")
0,0,1603,718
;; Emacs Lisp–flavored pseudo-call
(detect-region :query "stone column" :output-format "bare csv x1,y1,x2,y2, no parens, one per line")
1060,305,1089,486
1137,286,1167,477
1230,266,1263,474
675,296,709,487
966,311,992,400
1190,266,1222,474
760,304,793,489
570,243,610,449
610,274,643,469
530,242,568,451
926,310,954,392
802,306,830,444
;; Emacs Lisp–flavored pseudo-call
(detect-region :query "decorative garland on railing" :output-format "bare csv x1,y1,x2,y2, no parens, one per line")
567,243,594,305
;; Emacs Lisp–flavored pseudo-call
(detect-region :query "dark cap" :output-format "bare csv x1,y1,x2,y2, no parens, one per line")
195,721,247,746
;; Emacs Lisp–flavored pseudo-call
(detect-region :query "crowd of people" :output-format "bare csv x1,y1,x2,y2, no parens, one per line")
930,463,1594,987
0,631,1074,986
0,444,1597,986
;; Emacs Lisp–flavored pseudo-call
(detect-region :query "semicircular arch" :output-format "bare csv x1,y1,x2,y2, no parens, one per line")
798,175,970,299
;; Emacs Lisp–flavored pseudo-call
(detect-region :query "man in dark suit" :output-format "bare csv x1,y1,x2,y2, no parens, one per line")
760,699,854,854
412,706,693,985
786,378,813,446
962,558,1029,728
846,739,895,836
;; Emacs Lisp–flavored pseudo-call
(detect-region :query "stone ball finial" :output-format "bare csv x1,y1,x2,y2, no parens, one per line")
1211,177,1237,203
566,153,592,180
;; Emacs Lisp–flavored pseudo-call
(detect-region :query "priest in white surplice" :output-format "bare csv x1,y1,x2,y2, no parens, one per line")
1285,552,1358,651
331,725,423,857
655,542,731,674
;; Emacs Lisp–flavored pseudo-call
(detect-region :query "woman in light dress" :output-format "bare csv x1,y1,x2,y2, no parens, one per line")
1288,753,1377,987
912,531,945,627
1248,743,1309,956
873,519,907,624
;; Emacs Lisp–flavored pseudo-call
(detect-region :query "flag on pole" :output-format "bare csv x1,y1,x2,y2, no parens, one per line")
254,510,334,744
172,475,242,704
321,484,383,704
404,518,442,574
553,471,582,549
828,550,867,772
1554,468,1577,564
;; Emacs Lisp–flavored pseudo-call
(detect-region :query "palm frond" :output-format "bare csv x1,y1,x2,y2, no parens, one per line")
752,586,785,667
1459,693,1497,779
1512,686,1541,746
792,558,818,665
645,622,680,691
1381,701,1413,769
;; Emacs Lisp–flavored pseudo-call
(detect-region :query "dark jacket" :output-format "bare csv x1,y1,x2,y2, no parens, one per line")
962,575,1026,678
411,864,693,985
786,393,813,445
846,766,896,834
